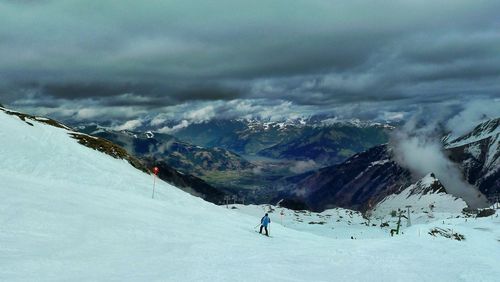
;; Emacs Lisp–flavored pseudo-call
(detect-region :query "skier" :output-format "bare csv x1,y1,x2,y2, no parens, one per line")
260,213,271,236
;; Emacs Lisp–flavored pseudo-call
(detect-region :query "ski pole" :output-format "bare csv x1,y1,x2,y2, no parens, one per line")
152,173,156,199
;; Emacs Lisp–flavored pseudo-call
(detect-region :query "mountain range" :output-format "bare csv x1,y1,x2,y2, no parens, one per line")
170,118,393,166
73,119,393,202
275,117,500,212
5,105,497,212
77,115,499,211
77,125,254,177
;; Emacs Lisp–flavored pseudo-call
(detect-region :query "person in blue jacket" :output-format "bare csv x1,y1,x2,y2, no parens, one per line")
260,213,271,236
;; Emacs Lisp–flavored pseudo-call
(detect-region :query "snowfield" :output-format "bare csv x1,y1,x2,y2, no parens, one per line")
1,109,500,281
372,173,468,222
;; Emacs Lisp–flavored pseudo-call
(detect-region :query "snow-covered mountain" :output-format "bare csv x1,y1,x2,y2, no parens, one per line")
1,107,148,172
372,173,468,219
1,108,229,204
275,145,412,211
241,117,395,132
1,107,500,281
277,118,499,212
445,118,500,198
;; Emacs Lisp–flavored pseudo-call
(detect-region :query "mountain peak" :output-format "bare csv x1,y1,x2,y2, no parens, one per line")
407,173,447,196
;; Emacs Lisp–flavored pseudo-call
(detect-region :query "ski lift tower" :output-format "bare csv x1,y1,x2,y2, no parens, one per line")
405,205,412,227
391,209,407,236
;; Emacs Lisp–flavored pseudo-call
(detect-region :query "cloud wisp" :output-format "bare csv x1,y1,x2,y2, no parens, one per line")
390,110,490,208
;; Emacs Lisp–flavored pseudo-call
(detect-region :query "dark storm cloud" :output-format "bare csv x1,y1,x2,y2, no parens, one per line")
174,85,243,102
42,83,143,99
11,80,243,106
1,0,499,121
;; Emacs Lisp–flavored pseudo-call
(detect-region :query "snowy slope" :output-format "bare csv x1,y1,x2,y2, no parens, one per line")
445,118,500,198
445,118,500,149
372,174,468,225
230,204,389,239
1,109,500,281
445,117,499,170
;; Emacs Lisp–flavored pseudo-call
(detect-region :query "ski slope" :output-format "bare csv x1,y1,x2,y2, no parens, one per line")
230,204,390,239
1,109,500,281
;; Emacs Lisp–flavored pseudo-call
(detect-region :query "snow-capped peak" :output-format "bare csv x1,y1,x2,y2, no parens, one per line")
239,116,394,133
408,173,447,196
445,117,500,149
319,117,395,129
372,173,467,219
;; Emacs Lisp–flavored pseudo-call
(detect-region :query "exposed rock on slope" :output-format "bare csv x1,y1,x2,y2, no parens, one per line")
445,118,500,198
0,106,148,173
78,125,254,177
276,145,412,211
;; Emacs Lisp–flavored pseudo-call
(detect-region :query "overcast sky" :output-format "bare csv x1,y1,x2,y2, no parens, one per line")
1,0,499,128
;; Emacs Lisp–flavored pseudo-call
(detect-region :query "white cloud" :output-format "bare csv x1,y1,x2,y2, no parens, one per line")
184,105,216,122
76,108,101,120
390,114,488,208
113,119,143,131
157,120,190,134
289,160,318,174
446,99,500,138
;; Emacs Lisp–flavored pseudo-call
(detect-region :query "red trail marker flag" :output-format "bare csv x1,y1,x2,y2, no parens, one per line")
152,166,159,198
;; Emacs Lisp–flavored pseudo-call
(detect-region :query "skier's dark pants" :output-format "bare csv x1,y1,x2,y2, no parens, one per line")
259,225,268,236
